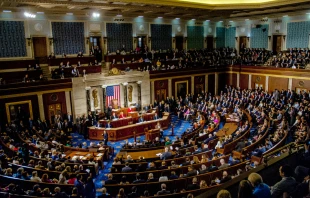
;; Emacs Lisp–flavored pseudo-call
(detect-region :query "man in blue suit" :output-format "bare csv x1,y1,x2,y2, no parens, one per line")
103,130,108,145
154,113,159,120
122,162,133,172
160,147,172,160
105,121,112,128
138,116,144,123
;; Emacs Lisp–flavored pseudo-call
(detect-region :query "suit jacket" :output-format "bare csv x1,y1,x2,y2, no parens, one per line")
271,177,298,198
160,152,172,160
122,166,133,172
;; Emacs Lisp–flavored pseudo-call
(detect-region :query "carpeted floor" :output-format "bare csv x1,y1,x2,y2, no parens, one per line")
70,115,193,191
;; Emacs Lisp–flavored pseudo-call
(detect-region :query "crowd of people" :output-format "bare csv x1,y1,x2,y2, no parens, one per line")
269,48,310,69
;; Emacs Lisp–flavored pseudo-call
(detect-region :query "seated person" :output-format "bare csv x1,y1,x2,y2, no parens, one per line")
88,62,93,66
77,61,82,67
121,58,126,64
119,112,125,119
138,57,144,63
27,64,32,71
23,74,30,83
65,61,71,68
138,116,144,123
105,121,112,128
62,53,67,58
34,64,41,70
154,113,159,120
71,66,80,77
48,52,56,59
94,60,99,66
77,51,83,57
110,112,118,120
38,74,45,81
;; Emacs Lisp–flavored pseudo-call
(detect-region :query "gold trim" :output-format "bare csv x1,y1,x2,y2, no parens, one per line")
175,80,188,99
0,88,72,99
5,100,33,124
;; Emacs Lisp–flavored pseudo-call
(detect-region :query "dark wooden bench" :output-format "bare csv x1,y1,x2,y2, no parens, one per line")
0,59,37,70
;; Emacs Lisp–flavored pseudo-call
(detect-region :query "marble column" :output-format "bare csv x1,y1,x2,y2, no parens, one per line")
123,82,128,108
236,73,240,88
37,94,45,121
265,76,269,91
205,74,208,93
214,73,219,95
191,76,195,95
137,81,142,111
151,81,155,104
102,85,107,113
85,86,91,112
65,91,72,115
168,79,172,98
288,78,293,90
248,74,252,89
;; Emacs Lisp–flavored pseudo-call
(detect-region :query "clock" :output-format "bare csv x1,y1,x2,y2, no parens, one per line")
50,94,58,102
34,23,43,32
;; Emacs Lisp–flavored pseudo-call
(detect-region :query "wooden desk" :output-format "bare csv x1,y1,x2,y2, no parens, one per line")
0,59,37,70
116,148,175,160
99,113,155,128
89,113,170,141
47,56,96,66
216,123,239,137
145,129,160,141
64,150,104,169
53,66,101,77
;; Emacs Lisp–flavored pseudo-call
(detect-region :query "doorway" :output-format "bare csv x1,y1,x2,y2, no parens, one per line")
206,36,213,49
90,36,101,53
156,89,167,102
48,103,62,124
175,36,184,51
239,36,247,52
33,37,47,63
272,35,282,55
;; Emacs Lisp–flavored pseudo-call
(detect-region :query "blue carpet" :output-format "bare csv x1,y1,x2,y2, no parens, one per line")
70,115,191,191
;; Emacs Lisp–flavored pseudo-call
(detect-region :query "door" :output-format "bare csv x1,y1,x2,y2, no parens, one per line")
272,35,282,55
137,36,146,48
48,103,62,124
33,37,47,58
239,36,247,52
90,36,101,53
206,37,213,49
175,36,183,51
156,89,167,102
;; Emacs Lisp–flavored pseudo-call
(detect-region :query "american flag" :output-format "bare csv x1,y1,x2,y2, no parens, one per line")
106,85,120,107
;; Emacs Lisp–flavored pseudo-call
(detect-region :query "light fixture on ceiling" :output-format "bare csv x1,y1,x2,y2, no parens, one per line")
66,13,73,15
205,20,210,21
24,12,36,18
92,12,100,18
192,19,196,20
158,16,163,18
37,12,44,14
307,13,310,14
219,21,223,22
138,16,143,18
283,15,288,17
245,19,250,21
3,10,11,13
175,18,180,19
116,14,122,17
229,21,233,22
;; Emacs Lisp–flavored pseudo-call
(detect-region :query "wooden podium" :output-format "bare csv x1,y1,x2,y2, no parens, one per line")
145,128,160,141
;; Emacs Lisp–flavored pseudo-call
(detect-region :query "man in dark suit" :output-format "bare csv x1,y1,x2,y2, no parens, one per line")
186,177,200,190
154,113,159,120
110,112,118,120
186,166,198,177
128,186,139,198
105,174,118,184
105,121,112,128
160,147,172,160
156,183,170,195
138,116,144,123
220,171,232,183
121,162,133,172
132,173,145,184
103,131,108,145
235,139,246,152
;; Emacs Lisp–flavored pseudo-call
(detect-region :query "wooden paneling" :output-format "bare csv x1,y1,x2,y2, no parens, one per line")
43,92,67,121
239,74,249,90
208,74,215,95
292,79,310,92
172,77,191,98
231,73,237,88
268,77,288,92
251,75,266,90
154,80,168,102
218,73,230,94
33,37,47,58
194,75,205,95
0,59,37,70
0,95,39,124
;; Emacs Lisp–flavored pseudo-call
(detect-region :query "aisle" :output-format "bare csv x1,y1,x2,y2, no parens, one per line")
70,115,192,192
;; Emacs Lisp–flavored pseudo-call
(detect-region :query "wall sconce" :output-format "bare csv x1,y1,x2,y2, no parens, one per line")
247,37,250,41
26,38,32,46
268,36,271,40
235,37,238,41
148,37,151,43
184,37,187,42
48,37,54,45
103,37,107,44
86,37,89,44
172,37,175,43
134,37,137,43
283,35,286,40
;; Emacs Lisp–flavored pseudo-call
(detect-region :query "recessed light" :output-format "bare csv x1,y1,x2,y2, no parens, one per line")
192,19,196,20
245,19,250,21
24,12,36,18
138,16,143,18
116,14,122,17
219,21,223,22
66,13,73,15
283,15,288,17
158,16,163,18
229,21,233,22
37,12,44,14
205,20,210,21
92,12,100,17
3,10,11,13
175,18,180,19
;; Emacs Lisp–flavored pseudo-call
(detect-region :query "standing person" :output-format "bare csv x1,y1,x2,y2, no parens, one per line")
103,131,108,145
74,174,85,198
247,173,271,198
85,177,96,198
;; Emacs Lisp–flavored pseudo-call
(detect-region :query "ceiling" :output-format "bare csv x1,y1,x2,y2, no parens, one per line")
1,0,310,21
